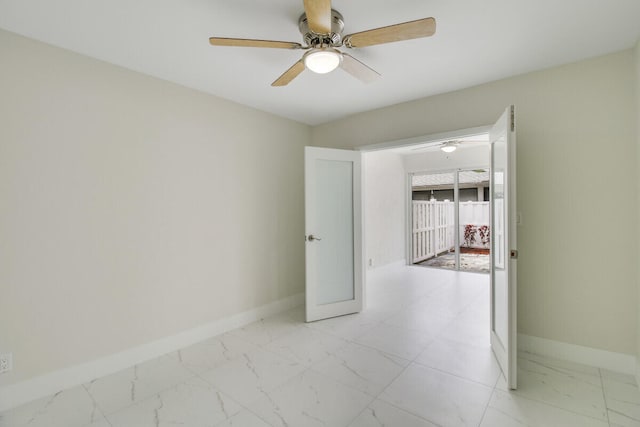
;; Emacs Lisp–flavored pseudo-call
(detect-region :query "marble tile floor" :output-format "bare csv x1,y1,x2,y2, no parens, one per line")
1,266,638,426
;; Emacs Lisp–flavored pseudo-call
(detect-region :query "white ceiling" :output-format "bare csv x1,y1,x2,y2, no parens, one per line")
1,0,639,126
388,133,490,155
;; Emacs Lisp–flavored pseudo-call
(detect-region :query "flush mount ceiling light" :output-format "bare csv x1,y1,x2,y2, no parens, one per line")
303,48,342,74
441,141,458,153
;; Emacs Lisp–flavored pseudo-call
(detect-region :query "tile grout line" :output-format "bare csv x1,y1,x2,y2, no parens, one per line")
80,382,113,427
492,371,612,425
188,374,281,427
343,274,491,426
361,360,446,427
98,372,199,419
186,316,386,427
149,310,364,426
361,304,477,427
411,359,499,389
95,366,200,418
189,356,282,427
496,392,611,425
303,315,411,426
598,368,612,427
476,387,497,427
299,281,464,426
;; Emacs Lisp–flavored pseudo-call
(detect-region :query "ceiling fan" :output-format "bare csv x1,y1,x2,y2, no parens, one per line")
209,0,436,86
409,139,490,153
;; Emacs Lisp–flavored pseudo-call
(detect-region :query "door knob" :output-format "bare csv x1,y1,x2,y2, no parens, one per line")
307,234,322,241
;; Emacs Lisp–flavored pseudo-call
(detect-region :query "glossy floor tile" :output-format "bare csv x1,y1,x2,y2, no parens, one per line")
199,347,306,407
601,369,640,426
1,265,637,426
263,326,347,366
348,399,438,427
0,385,108,427
311,341,409,396
354,322,435,360
83,353,195,415
380,363,494,427
106,377,241,427
175,333,260,375
304,307,392,340
247,370,373,427
481,389,610,427
415,336,501,387
497,352,608,421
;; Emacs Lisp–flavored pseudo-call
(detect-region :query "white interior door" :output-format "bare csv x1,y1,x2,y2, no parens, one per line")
490,106,518,389
305,147,363,322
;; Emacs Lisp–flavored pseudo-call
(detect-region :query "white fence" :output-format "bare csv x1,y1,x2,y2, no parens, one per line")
412,201,455,263
412,201,490,263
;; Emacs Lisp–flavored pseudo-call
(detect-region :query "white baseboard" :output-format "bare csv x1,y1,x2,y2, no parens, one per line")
518,333,636,376
0,292,303,412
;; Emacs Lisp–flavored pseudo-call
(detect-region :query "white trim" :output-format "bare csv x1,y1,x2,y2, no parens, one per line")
356,126,492,152
518,333,636,375
405,172,413,265
0,293,304,412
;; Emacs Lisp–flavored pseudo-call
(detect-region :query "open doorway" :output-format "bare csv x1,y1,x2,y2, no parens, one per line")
356,129,498,397
305,109,516,390
402,133,491,274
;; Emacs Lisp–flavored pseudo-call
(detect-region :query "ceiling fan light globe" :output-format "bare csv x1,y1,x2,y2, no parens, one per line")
304,49,342,74
441,145,457,153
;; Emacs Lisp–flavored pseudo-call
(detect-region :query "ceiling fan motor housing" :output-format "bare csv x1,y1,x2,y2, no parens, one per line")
298,9,344,47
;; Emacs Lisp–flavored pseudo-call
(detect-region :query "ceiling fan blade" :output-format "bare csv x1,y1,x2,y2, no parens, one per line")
344,17,436,48
409,141,443,151
272,60,306,86
340,53,380,84
209,37,303,50
303,0,332,34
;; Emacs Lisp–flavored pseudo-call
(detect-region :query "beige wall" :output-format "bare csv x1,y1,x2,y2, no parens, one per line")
363,151,406,268
313,50,638,355
0,30,309,386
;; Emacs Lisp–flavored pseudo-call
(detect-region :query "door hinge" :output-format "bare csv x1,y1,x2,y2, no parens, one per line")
510,106,515,132
510,249,518,259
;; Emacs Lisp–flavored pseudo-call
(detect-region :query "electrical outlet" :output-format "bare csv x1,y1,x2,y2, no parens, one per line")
368,258,373,267
0,353,12,374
